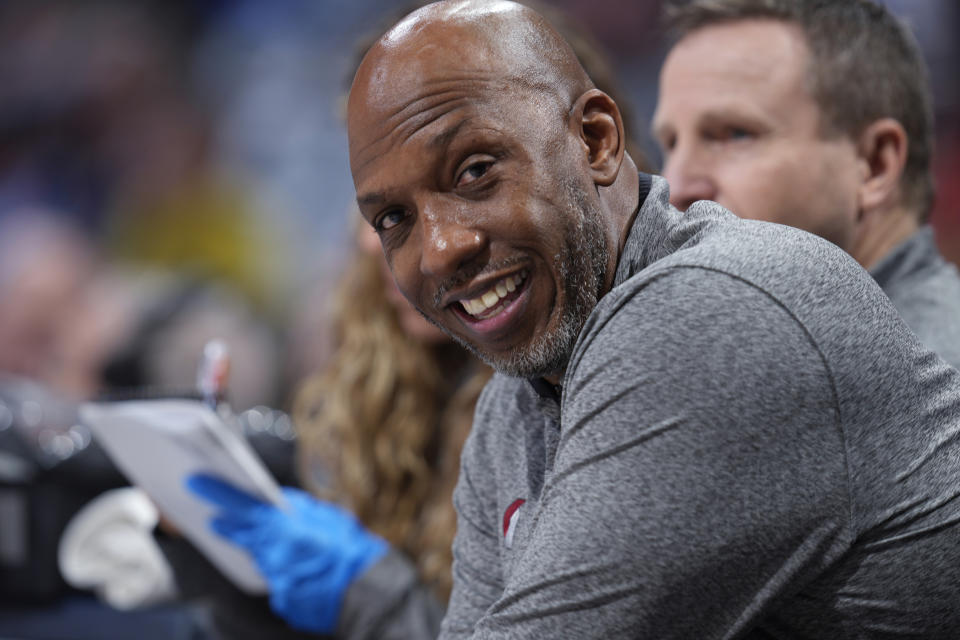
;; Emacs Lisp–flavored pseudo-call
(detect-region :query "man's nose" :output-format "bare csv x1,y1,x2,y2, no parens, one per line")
662,146,716,212
419,204,487,279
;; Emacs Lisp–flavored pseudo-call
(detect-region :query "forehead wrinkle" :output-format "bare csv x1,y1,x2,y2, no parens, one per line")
398,100,460,145
353,75,513,172
380,76,511,140
382,73,502,120
353,105,465,176
351,96,463,172
391,98,468,146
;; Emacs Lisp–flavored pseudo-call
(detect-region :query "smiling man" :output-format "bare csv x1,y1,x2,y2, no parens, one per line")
653,0,960,369
347,1,960,638
348,4,633,382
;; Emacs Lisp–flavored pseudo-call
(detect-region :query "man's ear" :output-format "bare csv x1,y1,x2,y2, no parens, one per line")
570,89,624,187
857,118,908,213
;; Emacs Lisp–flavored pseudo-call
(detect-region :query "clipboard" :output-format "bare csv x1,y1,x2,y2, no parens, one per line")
79,399,285,594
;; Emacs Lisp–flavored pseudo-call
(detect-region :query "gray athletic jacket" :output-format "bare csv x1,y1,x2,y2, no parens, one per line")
870,225,960,370
441,174,960,638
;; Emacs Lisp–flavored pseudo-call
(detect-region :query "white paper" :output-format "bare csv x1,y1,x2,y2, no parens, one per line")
79,399,285,594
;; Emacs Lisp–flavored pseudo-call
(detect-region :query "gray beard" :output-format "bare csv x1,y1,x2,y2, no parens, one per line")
451,180,608,379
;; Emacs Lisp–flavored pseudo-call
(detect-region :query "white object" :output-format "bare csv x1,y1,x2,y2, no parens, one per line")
58,487,177,609
79,399,285,594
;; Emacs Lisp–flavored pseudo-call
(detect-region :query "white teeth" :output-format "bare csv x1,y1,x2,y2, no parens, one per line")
461,271,527,317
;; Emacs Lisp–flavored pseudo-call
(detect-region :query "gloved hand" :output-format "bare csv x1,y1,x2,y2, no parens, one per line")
186,473,388,633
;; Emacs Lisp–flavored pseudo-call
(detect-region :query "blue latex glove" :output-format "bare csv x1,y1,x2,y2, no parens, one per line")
186,473,387,633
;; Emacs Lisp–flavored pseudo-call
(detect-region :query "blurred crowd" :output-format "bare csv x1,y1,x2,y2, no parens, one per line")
0,0,957,407
0,0,957,639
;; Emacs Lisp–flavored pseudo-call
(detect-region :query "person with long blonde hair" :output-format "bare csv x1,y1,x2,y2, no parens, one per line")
294,223,489,603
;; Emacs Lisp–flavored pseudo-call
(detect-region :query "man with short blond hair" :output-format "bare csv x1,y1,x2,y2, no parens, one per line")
654,0,960,368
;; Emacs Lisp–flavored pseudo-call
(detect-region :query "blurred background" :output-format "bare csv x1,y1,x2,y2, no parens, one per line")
1,0,956,347
0,0,956,637
0,0,956,410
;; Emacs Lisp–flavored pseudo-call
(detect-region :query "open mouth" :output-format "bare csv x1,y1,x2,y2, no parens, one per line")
458,270,529,321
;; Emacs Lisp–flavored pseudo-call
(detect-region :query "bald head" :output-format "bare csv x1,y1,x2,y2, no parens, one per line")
348,0,593,163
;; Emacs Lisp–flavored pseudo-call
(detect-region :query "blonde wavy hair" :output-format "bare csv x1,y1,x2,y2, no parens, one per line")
293,241,489,602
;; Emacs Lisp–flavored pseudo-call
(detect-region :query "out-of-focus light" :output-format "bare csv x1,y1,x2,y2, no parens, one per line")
21,401,43,428
0,401,12,431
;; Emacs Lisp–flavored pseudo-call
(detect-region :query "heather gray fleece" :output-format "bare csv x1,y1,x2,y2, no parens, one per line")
869,225,960,370
441,174,960,639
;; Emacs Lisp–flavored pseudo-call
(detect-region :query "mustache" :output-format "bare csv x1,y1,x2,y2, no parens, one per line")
432,255,529,307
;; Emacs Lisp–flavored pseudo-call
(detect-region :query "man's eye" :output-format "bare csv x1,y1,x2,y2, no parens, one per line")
657,133,677,154
456,161,493,187
712,126,752,142
377,209,406,231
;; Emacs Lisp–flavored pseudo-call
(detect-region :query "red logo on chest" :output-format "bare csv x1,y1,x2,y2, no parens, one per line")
502,498,525,549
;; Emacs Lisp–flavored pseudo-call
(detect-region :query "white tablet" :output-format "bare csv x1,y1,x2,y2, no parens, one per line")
79,399,285,594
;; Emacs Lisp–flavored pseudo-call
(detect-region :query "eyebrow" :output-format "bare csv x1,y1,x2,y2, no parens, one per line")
357,192,385,208
428,118,469,150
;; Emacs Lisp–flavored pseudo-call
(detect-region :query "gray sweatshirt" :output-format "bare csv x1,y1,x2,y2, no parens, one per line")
441,175,960,639
869,225,960,370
